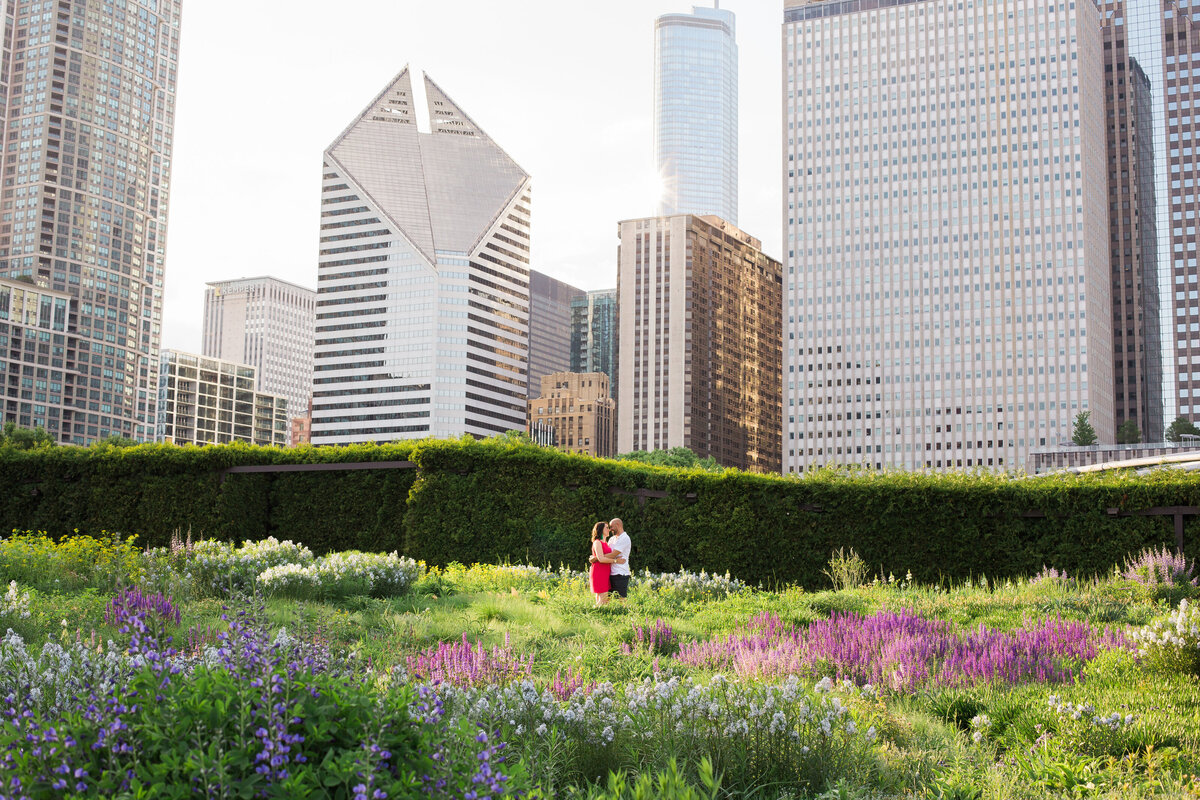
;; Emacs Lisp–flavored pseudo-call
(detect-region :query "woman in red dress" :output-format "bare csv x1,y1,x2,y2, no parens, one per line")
589,521,622,606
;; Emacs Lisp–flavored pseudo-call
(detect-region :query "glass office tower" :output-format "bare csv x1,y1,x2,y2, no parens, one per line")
1104,0,1200,432
654,4,738,225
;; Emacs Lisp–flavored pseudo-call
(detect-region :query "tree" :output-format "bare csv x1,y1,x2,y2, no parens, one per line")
0,421,56,449
92,434,138,448
615,446,722,472
1071,411,1097,446
1166,416,1200,443
1116,419,1141,445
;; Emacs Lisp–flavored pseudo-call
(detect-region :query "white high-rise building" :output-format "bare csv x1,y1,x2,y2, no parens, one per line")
311,67,532,444
202,276,315,427
783,0,1114,473
654,4,738,225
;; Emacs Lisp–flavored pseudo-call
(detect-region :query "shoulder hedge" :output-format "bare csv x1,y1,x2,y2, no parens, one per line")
1,438,1197,587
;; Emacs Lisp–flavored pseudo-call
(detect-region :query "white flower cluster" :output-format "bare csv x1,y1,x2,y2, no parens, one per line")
257,551,423,599
188,537,315,595
430,673,877,757
0,630,128,717
1,581,31,620
970,713,992,743
1132,598,1200,656
1047,695,1134,729
636,567,747,601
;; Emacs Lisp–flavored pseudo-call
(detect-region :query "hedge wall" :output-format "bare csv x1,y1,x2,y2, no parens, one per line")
2,437,1198,588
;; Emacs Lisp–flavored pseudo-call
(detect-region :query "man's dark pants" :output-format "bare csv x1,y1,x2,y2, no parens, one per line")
610,574,629,598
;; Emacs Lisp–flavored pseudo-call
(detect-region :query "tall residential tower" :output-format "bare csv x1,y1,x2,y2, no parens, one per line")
783,0,1114,472
310,68,532,444
654,4,738,224
0,0,183,443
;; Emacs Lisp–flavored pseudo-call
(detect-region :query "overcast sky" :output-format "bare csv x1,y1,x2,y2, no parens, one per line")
162,1,784,352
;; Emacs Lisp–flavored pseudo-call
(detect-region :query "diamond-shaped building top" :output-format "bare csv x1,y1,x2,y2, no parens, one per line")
325,67,529,265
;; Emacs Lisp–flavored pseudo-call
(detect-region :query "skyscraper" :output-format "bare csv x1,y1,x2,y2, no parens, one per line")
654,4,738,225
202,276,316,427
528,270,583,400
783,0,1114,473
1100,0,1200,437
311,67,532,445
617,214,782,472
0,0,183,443
571,288,617,396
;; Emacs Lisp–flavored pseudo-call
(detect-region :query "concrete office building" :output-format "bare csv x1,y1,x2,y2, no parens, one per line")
527,371,615,457
310,68,532,444
202,276,316,430
0,278,80,440
570,288,617,397
617,214,782,472
156,350,288,447
655,4,739,224
528,270,582,400
0,0,183,443
783,0,1115,473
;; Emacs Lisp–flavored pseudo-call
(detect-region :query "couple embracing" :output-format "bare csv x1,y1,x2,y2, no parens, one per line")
588,518,630,607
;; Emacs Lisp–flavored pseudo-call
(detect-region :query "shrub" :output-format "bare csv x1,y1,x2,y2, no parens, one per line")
1122,545,1198,603
257,550,423,600
0,529,142,593
1132,598,1200,676
637,568,747,601
823,547,870,592
187,536,314,596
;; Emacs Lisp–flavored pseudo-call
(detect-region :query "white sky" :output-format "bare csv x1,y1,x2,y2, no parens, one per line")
162,1,784,352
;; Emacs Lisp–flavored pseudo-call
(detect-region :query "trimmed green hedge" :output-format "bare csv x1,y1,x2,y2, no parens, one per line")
1,437,1198,587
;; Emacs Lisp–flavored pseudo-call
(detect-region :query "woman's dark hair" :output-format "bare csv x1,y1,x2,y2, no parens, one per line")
591,521,607,541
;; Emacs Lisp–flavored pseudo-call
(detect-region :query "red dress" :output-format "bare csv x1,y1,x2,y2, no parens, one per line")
590,541,612,594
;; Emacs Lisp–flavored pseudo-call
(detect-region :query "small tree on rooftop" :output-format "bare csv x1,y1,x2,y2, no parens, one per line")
1116,419,1141,445
1166,416,1200,444
1071,411,1098,446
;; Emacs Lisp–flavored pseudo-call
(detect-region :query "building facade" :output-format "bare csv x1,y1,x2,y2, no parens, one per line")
527,371,615,457
528,270,582,400
654,4,738,224
310,68,532,445
0,0,183,443
617,214,782,472
783,0,1115,473
1099,0,1200,435
156,350,288,447
570,288,617,397
1102,27,1163,442
202,276,315,428
0,278,80,440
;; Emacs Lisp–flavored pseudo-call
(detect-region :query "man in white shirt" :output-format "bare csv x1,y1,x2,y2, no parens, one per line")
606,517,631,598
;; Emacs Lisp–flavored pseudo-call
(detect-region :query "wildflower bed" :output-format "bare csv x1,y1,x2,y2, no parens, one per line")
0,530,1198,799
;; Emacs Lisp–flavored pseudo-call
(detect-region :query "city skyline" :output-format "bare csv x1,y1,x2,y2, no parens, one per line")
162,0,783,355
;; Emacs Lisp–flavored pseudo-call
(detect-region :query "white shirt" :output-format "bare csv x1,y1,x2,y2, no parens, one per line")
608,531,631,576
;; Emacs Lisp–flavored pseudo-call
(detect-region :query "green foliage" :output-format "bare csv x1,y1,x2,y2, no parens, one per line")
614,447,722,472
1116,419,1141,445
823,547,870,591
0,421,55,449
1071,411,1098,446
1165,416,1200,443
572,757,721,800
3,439,1200,588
